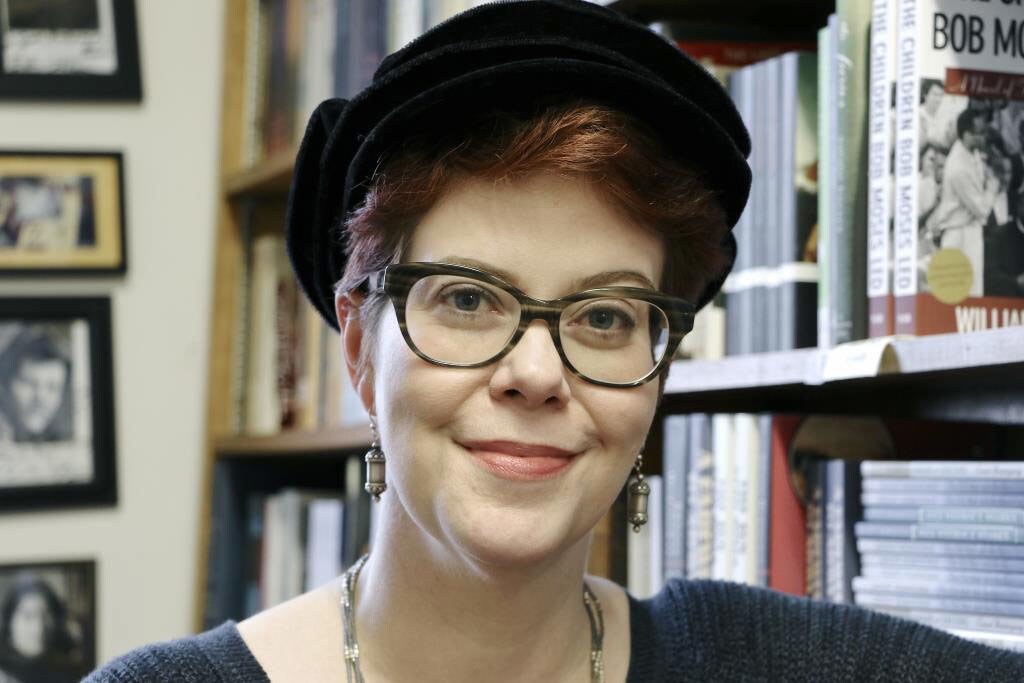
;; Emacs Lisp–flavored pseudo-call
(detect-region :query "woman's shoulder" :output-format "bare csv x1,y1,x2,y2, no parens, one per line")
81,621,268,683
628,578,1024,682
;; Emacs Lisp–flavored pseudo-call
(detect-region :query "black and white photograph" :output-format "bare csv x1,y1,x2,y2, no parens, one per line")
0,0,140,100
0,152,125,276
917,84,1024,299
0,560,95,683
0,298,115,511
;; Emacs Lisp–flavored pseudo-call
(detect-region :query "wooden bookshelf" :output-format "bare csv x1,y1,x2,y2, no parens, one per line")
224,147,295,199
214,424,373,457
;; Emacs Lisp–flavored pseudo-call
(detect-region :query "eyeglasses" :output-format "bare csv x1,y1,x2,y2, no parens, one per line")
367,262,694,387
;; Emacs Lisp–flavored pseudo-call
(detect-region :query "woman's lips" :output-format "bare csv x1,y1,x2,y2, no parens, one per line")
459,440,580,481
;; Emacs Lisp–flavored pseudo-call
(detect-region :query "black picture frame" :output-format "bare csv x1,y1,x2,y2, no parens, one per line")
0,150,128,276
0,297,116,511
0,558,97,681
0,0,142,102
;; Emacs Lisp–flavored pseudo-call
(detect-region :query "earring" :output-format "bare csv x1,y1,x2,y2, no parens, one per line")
626,454,650,533
364,416,386,501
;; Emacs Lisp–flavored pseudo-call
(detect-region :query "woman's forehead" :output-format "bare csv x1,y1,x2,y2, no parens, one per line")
405,173,664,295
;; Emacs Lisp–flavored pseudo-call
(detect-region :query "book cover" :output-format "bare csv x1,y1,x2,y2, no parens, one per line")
894,0,1024,335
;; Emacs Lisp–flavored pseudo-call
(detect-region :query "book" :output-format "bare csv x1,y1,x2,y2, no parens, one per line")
863,460,1024,479
686,414,715,579
777,51,820,351
863,506,1024,526
804,457,826,599
767,415,806,596
856,521,1024,544
817,21,835,349
855,590,1024,618
867,0,898,337
662,414,689,580
831,0,872,344
893,0,1024,336
853,575,1024,603
825,458,861,604
858,537,1024,558
711,414,736,580
627,474,662,598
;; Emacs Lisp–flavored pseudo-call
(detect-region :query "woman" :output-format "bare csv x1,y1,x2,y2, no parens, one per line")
86,1,1024,681
0,573,82,683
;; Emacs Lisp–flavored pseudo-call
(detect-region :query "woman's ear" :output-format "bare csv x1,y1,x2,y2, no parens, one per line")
335,291,375,416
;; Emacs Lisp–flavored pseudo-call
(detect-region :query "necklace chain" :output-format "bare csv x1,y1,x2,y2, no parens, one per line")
340,554,605,682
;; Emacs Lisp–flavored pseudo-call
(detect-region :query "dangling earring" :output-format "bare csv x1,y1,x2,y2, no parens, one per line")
364,416,386,501
627,453,650,533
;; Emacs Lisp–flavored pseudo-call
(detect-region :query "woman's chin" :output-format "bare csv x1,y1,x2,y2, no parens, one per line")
442,505,586,570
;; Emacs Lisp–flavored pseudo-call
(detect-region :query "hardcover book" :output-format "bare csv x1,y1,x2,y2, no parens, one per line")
893,0,1024,335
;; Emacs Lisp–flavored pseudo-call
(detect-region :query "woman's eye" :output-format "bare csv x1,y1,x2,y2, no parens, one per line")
583,306,634,331
442,287,486,312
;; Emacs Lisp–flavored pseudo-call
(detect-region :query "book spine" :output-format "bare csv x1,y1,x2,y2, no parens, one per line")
805,459,826,599
711,414,735,580
732,414,751,583
686,414,715,579
817,20,835,349
867,0,895,337
768,415,806,596
862,553,1024,573
662,415,689,580
864,478,1024,494
765,58,781,353
755,414,772,588
648,475,665,595
853,576,1024,603
863,460,1024,479
864,506,1024,526
860,564,1024,587
856,521,1024,544
832,0,871,344
857,537,1024,558
825,459,861,604
893,0,920,334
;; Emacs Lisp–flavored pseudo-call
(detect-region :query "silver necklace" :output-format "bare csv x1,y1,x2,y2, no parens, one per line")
340,554,605,682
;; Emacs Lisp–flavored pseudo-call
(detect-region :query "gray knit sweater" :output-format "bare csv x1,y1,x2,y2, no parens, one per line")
83,579,1024,681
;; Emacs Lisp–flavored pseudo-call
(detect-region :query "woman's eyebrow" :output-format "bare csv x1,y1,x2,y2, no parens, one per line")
438,255,656,291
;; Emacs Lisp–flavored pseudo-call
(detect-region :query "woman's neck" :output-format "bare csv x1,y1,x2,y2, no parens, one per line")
352,500,597,683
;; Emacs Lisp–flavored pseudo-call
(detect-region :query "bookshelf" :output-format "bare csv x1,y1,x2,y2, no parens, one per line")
196,0,1024,637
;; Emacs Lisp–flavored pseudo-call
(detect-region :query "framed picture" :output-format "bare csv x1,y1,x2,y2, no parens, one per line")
0,559,96,682
0,298,116,511
0,0,142,101
0,151,126,276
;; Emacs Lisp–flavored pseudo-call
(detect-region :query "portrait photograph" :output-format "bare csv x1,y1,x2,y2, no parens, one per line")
0,151,126,276
0,298,115,511
0,0,141,101
0,560,95,683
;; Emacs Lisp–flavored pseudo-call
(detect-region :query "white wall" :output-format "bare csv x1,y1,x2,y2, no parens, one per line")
0,0,224,665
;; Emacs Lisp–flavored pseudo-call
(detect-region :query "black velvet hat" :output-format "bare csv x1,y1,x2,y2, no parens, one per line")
286,0,752,330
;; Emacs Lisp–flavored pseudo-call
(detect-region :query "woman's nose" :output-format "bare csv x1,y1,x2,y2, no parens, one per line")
488,320,571,409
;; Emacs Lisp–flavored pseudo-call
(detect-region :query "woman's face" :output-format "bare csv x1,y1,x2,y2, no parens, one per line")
924,84,943,114
10,591,50,658
361,173,664,567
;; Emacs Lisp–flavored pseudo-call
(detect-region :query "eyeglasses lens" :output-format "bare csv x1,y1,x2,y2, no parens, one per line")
403,274,670,384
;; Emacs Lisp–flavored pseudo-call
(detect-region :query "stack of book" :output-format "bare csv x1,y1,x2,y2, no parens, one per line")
853,460,1024,653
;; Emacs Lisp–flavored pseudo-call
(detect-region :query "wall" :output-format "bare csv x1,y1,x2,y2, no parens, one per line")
0,0,224,665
